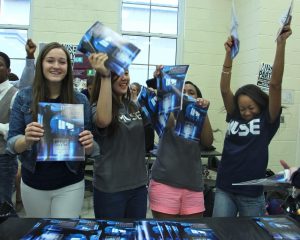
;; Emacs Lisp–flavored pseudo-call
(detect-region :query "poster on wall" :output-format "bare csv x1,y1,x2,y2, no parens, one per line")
257,62,272,93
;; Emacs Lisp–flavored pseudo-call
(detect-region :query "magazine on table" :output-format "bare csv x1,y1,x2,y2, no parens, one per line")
230,0,239,59
21,218,219,240
20,219,102,240
232,169,291,186
37,102,85,161
174,94,208,142
77,21,140,76
257,62,272,93
100,220,136,240
254,216,300,240
275,0,293,42
136,220,219,240
156,65,189,115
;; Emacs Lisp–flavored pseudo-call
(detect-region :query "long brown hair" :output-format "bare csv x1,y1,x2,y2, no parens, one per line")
31,42,75,120
90,71,136,136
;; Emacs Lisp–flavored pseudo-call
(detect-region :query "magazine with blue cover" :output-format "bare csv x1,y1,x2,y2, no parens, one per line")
136,220,219,240
37,102,85,161
230,0,239,59
232,169,291,186
21,219,137,240
77,21,141,76
137,86,170,137
20,219,102,240
21,218,219,240
157,65,189,115
137,86,158,124
254,216,300,240
100,220,136,240
174,95,208,142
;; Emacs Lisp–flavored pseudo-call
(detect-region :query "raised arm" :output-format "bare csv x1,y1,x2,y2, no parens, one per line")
268,24,292,123
18,39,36,89
88,53,112,128
220,37,235,115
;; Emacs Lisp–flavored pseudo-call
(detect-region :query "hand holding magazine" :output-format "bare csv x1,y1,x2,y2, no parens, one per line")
37,103,85,162
275,0,293,42
232,169,291,186
77,21,140,76
174,95,208,142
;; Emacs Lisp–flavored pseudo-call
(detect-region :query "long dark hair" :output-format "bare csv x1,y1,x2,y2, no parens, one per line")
90,71,136,136
233,84,269,117
31,42,75,120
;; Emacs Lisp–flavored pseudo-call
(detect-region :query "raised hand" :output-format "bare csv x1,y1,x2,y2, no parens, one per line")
277,24,292,44
88,53,111,78
153,65,163,78
26,39,37,59
224,36,233,55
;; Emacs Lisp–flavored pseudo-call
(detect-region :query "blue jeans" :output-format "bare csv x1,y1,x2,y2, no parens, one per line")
93,185,147,219
0,154,17,204
212,187,266,217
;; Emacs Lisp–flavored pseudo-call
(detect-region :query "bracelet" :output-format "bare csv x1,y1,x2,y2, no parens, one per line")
223,65,232,68
99,73,111,78
222,71,231,75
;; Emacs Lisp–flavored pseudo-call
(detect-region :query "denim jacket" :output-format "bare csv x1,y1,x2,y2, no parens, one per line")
6,87,92,174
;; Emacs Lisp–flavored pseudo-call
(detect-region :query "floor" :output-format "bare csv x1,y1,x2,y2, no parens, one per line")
13,184,153,219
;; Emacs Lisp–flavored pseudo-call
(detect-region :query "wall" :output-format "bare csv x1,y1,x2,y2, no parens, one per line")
30,0,120,44
30,0,300,172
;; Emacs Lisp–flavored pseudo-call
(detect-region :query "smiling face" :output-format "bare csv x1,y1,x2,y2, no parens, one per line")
238,94,261,121
112,71,130,98
42,48,68,84
183,83,198,99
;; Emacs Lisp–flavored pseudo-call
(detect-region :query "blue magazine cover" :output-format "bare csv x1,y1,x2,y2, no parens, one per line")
100,220,136,240
137,86,158,124
137,86,169,137
37,102,85,161
136,220,218,240
20,219,102,240
174,95,208,142
157,65,189,115
77,21,140,76
230,0,239,59
254,217,300,240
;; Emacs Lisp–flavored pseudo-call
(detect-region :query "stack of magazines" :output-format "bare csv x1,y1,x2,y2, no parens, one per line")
21,218,219,240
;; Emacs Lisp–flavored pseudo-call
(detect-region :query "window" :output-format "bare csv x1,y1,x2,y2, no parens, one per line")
121,0,179,85
0,0,31,78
